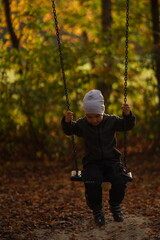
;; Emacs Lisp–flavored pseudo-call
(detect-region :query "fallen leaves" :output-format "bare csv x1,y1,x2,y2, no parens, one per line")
0,153,159,239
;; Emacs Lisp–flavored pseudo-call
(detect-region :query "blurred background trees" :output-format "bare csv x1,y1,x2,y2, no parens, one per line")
0,0,159,163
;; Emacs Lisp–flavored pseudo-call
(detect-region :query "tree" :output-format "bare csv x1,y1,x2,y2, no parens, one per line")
150,0,160,150
0,0,160,161
150,0,160,109
97,0,113,107
2,0,19,49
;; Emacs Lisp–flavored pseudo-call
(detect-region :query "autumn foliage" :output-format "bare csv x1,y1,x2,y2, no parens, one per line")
0,1,160,239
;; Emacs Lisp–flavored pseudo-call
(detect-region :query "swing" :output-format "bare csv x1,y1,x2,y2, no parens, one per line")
51,0,132,183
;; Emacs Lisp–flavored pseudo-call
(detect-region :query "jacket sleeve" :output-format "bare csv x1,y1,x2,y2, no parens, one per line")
61,116,83,137
114,111,136,132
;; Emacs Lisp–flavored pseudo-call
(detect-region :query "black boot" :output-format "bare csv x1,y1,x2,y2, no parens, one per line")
110,205,124,222
93,210,105,227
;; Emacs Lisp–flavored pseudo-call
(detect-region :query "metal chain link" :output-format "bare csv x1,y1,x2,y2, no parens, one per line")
50,0,78,171
50,0,70,111
123,0,130,167
124,0,129,104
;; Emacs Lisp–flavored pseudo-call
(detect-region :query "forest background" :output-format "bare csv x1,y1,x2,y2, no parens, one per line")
0,1,160,239
0,0,160,164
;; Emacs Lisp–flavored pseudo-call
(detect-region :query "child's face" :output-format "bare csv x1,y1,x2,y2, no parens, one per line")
86,113,103,126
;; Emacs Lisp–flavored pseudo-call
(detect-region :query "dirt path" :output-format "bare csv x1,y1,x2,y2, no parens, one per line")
26,214,151,240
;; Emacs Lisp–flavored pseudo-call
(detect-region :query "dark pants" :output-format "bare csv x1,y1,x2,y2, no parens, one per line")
83,161,127,211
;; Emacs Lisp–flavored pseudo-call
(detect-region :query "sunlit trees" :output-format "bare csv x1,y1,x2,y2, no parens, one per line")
0,0,159,161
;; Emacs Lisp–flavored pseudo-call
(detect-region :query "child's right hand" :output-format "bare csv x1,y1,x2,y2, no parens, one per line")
65,111,74,122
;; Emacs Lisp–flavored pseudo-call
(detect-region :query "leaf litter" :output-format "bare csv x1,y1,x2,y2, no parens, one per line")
0,153,159,240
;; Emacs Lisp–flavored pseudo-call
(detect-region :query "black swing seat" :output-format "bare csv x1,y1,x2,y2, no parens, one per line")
70,168,133,183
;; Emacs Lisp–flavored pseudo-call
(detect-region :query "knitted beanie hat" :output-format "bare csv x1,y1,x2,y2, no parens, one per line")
83,89,105,114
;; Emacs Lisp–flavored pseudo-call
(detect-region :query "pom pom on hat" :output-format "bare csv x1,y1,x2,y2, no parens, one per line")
83,89,105,114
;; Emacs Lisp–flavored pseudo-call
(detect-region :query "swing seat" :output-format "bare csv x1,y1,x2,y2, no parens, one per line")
119,164,133,182
71,167,133,182
120,170,132,182
71,170,83,181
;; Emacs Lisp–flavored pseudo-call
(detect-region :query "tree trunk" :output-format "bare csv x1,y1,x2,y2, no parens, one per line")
97,0,113,108
81,30,95,68
150,0,160,152
150,0,160,109
2,0,19,49
2,0,23,74
101,0,112,34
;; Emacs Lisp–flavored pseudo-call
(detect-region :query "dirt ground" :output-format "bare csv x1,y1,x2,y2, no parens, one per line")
0,154,159,240
29,214,151,240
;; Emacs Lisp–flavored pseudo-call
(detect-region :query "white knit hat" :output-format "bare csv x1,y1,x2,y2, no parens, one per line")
83,89,105,114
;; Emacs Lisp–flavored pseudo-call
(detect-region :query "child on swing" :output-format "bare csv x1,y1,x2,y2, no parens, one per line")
61,89,135,226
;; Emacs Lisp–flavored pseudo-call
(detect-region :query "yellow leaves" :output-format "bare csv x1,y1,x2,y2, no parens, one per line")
43,13,52,23
1,0,99,50
62,0,80,13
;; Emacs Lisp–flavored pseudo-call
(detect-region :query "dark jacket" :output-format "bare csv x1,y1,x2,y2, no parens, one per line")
61,112,136,165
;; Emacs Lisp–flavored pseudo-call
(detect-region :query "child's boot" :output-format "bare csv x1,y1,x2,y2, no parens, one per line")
110,205,124,222
93,210,105,226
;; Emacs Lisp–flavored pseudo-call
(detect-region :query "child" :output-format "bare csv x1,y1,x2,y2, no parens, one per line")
61,89,135,227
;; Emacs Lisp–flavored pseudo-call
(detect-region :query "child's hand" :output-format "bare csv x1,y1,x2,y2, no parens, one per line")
65,111,74,122
122,103,130,116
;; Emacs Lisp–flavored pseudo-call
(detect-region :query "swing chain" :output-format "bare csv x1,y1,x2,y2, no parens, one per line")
51,0,130,172
50,0,70,111
50,0,78,172
123,0,130,167
124,0,129,104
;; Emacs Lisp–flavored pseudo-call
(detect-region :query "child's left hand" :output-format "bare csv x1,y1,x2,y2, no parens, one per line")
122,103,131,116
